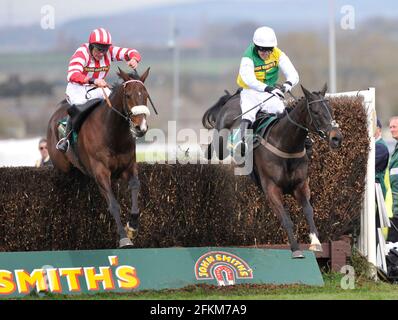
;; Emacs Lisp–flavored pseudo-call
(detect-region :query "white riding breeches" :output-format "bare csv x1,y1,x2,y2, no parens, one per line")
66,83,111,105
240,88,285,123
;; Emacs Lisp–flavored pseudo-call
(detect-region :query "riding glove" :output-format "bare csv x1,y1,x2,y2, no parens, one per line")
282,81,293,93
264,86,285,99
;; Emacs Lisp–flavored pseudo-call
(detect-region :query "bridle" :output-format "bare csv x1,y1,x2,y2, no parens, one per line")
99,79,157,126
285,96,339,140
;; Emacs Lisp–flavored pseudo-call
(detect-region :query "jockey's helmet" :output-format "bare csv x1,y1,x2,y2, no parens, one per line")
89,28,112,52
253,26,277,48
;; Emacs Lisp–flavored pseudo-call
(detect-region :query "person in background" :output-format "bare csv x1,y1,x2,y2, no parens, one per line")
35,138,52,167
387,116,398,242
375,118,389,197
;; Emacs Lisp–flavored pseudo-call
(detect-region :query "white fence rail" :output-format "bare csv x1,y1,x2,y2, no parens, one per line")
327,88,376,274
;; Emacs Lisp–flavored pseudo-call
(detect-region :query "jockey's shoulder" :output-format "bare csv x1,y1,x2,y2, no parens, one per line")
70,44,90,59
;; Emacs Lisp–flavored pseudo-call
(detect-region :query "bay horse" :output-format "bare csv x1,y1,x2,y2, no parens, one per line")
202,84,343,258
47,67,152,248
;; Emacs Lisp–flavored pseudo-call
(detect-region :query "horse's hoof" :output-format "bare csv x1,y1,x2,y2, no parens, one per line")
119,237,134,248
309,243,323,252
292,250,305,259
125,222,138,240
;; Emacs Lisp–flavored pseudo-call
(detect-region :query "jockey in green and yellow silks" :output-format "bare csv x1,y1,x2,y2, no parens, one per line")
234,26,299,158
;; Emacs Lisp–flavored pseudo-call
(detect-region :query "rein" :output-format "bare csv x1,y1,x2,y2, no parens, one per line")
285,97,339,140
123,79,158,115
260,95,338,159
101,87,131,122
100,78,157,124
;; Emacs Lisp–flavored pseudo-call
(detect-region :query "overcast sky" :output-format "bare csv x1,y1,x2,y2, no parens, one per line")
0,0,196,27
1,0,397,28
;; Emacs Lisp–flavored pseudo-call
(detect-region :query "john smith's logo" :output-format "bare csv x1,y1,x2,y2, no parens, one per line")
194,251,253,286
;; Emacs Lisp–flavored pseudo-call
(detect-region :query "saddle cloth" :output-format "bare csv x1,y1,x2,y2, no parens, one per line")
227,113,278,157
57,98,103,144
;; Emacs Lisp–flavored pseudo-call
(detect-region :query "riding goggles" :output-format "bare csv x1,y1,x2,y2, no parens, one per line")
255,45,274,53
92,43,111,53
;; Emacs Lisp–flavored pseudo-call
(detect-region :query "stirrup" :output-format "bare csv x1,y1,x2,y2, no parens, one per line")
56,137,70,152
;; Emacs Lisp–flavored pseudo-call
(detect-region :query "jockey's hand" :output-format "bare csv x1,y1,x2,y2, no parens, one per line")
127,58,139,69
264,86,285,99
282,81,293,93
94,79,108,88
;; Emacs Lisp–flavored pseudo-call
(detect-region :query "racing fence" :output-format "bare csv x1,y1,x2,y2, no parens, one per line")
0,96,369,252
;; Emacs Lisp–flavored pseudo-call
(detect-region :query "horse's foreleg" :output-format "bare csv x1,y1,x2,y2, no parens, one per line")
294,180,322,252
211,128,230,160
94,164,131,248
205,142,213,160
124,162,140,240
265,182,302,258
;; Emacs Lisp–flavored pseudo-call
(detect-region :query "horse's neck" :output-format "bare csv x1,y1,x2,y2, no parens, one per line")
269,101,309,152
102,90,133,148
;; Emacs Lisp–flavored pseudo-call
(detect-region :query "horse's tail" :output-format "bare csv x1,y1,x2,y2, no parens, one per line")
202,90,232,129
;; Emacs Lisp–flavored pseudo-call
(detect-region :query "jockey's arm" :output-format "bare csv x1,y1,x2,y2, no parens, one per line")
238,57,267,92
279,53,299,88
109,46,141,65
67,45,90,85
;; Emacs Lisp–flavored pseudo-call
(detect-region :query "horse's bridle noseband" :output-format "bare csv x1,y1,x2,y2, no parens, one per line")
123,79,158,116
98,79,157,126
285,97,339,140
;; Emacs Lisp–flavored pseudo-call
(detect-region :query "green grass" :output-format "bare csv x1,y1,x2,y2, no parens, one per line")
0,52,237,79
9,273,398,300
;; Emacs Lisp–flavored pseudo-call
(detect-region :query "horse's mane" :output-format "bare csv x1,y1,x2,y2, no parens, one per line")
109,71,141,99
276,96,306,120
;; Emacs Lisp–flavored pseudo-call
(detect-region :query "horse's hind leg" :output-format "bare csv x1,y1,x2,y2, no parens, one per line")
265,182,303,258
294,180,322,252
94,164,132,248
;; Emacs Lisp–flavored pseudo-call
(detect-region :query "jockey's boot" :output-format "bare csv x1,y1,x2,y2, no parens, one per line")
56,117,72,153
234,119,252,159
305,135,313,159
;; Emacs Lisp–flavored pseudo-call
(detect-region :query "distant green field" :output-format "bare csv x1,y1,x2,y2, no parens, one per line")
0,52,238,79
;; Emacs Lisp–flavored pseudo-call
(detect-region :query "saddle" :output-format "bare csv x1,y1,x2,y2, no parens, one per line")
67,98,102,134
227,111,278,157
57,98,102,141
56,99,102,175
251,111,278,149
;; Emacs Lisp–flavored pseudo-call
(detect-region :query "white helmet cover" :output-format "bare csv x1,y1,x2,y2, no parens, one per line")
253,26,277,47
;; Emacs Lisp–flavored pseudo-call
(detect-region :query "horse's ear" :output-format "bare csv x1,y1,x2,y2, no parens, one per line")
301,85,312,98
321,83,328,96
117,67,130,82
140,67,150,83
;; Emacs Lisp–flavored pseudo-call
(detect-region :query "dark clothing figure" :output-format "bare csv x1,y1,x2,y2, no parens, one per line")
376,137,389,197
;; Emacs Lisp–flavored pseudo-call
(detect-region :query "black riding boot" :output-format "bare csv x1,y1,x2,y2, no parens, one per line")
387,216,398,243
56,117,72,153
305,135,313,159
234,119,252,158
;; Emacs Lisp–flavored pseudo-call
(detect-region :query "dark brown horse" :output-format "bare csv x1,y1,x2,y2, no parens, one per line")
47,68,152,248
202,84,343,258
